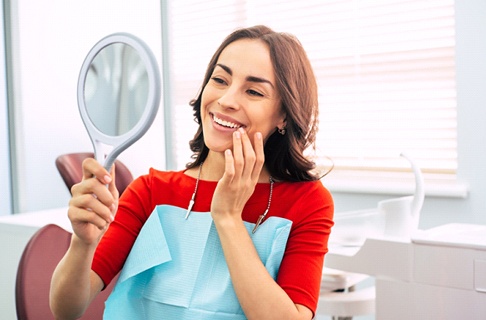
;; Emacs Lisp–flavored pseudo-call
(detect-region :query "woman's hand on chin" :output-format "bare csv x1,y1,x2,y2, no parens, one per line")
210,128,264,222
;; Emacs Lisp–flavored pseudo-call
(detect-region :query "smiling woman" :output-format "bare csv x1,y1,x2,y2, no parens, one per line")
50,25,334,320
187,28,320,183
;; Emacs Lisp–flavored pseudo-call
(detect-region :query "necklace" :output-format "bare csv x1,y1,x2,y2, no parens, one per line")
252,177,274,234
184,162,275,233
184,162,203,220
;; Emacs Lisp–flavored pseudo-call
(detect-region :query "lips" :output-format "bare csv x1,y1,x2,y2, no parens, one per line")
211,113,244,129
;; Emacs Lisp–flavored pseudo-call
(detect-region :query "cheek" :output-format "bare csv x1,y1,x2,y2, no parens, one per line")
261,108,284,135
200,88,213,119
200,87,209,110
257,122,277,142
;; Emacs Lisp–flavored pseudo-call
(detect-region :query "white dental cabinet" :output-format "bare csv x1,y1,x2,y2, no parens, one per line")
325,223,486,319
2,208,486,320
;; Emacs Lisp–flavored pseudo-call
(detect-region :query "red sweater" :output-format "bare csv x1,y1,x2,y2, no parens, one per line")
92,169,334,314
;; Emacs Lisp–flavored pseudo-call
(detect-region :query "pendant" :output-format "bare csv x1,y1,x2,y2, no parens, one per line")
252,209,268,234
185,198,195,220
185,162,203,220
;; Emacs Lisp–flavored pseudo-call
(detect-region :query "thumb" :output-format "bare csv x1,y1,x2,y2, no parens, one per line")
108,163,119,198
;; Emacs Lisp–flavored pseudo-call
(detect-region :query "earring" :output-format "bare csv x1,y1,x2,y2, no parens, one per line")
278,127,286,135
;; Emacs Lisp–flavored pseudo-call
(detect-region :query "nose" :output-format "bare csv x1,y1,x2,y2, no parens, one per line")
217,85,241,110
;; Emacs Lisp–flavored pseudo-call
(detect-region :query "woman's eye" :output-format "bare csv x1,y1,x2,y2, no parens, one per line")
211,77,226,85
247,89,263,97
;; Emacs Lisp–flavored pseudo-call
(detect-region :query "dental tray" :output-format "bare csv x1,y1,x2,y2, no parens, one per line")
411,223,486,250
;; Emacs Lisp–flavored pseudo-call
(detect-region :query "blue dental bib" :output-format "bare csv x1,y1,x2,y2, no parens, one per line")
104,205,291,319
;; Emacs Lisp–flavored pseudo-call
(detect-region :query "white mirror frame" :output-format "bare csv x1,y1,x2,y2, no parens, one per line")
77,32,161,171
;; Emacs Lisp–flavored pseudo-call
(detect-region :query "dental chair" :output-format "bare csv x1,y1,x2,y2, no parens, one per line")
15,224,118,319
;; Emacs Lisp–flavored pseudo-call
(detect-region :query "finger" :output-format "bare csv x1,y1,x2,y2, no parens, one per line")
108,164,119,199
232,130,244,176
82,158,112,184
223,149,235,181
72,177,115,208
72,192,112,219
107,165,119,217
239,128,256,180
68,206,112,230
252,132,265,182
69,194,114,225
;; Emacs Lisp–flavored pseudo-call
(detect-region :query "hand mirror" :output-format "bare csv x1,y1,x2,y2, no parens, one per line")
77,33,161,171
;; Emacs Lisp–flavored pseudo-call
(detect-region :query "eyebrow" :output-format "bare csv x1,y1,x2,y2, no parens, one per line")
215,63,275,89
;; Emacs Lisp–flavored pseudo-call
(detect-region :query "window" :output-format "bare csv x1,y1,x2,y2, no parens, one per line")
0,2,12,215
163,0,457,194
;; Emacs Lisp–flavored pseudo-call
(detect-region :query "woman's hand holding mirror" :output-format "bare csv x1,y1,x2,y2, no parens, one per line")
68,158,118,246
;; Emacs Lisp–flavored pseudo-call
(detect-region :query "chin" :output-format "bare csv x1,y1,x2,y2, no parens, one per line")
203,138,233,153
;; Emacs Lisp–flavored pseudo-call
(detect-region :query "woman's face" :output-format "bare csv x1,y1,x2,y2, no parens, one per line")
200,38,285,153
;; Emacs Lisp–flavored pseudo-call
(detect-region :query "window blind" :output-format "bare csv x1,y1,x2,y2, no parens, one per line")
164,0,457,177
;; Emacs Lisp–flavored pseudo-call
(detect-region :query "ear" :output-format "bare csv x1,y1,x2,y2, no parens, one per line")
276,114,287,131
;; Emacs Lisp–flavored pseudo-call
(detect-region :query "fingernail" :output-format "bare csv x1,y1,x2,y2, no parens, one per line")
256,132,262,140
238,127,246,134
234,131,241,139
104,175,112,183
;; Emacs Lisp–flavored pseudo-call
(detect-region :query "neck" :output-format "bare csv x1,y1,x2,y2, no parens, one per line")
200,151,225,181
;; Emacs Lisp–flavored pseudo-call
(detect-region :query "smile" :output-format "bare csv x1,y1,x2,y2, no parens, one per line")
212,114,244,129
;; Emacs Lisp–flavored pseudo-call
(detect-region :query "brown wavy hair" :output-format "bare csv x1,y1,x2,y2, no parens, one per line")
186,25,320,182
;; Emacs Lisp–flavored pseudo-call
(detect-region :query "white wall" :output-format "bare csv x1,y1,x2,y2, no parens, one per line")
330,0,486,230
10,0,165,213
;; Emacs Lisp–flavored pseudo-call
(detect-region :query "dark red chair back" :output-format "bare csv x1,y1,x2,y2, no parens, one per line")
15,224,118,320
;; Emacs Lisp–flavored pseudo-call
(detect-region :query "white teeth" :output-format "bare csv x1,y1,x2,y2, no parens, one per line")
213,115,241,128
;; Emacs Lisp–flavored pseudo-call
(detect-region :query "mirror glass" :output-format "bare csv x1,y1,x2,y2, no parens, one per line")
78,33,161,171
84,43,149,136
